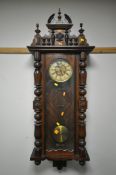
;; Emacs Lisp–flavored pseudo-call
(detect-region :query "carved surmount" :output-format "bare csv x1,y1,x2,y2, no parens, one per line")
31,51,42,165
31,11,88,47
78,51,89,165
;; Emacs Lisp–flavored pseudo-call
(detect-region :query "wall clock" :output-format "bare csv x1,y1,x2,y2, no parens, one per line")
27,9,95,170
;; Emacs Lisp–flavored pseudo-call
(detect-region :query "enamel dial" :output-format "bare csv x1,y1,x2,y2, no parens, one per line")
49,59,73,82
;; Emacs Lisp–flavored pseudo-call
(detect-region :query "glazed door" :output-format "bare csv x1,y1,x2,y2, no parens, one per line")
42,53,79,156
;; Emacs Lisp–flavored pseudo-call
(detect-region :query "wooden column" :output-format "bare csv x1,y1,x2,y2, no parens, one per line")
31,51,42,165
78,51,89,165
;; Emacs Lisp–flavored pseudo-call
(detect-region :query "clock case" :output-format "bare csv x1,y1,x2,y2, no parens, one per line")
27,9,94,170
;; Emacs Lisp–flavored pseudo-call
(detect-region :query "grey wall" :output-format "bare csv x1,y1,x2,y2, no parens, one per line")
0,0,116,175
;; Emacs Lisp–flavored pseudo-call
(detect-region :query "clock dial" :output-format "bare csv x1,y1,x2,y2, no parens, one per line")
49,59,73,82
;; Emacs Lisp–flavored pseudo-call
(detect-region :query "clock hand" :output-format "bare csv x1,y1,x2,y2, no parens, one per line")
56,64,63,76
66,72,69,76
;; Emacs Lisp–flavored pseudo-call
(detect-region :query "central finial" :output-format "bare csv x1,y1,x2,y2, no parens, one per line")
80,23,83,28
58,8,62,21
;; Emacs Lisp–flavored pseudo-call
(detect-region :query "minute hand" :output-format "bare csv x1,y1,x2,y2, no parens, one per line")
57,63,64,76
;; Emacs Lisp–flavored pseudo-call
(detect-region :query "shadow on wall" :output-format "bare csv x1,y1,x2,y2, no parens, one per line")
30,160,93,174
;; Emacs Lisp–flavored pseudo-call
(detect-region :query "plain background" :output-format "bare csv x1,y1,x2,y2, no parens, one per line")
0,0,116,175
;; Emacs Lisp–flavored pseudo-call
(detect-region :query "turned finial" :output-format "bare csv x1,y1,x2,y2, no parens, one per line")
35,23,41,34
58,8,62,20
79,23,84,34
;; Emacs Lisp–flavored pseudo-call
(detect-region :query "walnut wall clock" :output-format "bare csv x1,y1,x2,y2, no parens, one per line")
27,9,95,170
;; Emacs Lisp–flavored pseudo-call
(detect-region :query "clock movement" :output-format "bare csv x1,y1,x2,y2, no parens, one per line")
27,9,95,170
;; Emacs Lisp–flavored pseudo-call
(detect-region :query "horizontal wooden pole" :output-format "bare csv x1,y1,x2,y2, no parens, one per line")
93,47,116,54
0,48,29,54
0,47,116,54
